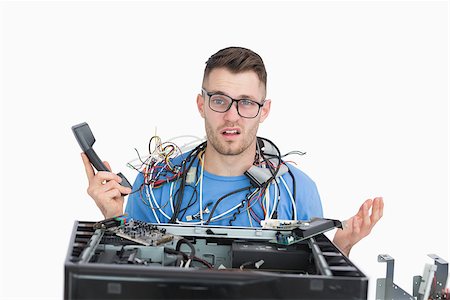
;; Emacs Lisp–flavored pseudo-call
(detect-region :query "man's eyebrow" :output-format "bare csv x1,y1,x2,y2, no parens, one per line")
237,94,257,100
211,90,257,100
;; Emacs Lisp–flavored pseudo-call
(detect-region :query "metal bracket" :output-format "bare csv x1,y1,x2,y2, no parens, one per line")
429,254,449,296
376,254,413,300
376,253,449,300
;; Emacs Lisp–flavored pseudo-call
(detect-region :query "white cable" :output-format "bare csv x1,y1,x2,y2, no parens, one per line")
144,167,161,223
244,188,261,227
247,208,253,227
126,134,206,223
148,184,173,221
127,135,205,167
169,181,175,213
264,185,271,220
176,220,203,225
145,184,161,223
198,153,205,225
178,201,244,225
152,161,168,179
180,144,204,154
212,202,242,220
145,167,169,223
184,259,191,268
212,188,260,224
166,135,205,151
127,147,163,169
280,176,297,221
143,147,265,225
166,134,204,143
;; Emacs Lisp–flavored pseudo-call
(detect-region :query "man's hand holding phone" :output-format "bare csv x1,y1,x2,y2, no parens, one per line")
81,153,131,218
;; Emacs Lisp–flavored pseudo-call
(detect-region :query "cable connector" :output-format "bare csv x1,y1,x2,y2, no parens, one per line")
244,165,288,188
186,207,210,221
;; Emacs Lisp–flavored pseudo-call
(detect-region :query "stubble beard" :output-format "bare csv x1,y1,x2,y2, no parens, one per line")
205,120,259,156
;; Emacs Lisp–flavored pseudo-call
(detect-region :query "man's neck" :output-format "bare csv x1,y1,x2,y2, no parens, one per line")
203,142,256,177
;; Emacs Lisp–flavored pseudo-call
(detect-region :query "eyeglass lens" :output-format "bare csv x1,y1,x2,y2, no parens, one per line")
209,94,260,118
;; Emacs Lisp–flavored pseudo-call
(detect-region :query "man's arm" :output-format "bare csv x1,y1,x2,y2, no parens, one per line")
81,153,132,218
332,197,384,256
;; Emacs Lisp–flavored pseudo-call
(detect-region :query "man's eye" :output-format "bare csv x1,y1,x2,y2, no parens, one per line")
211,97,226,105
240,99,256,106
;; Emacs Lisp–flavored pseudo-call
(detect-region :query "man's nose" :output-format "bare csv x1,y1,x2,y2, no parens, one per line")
223,102,240,121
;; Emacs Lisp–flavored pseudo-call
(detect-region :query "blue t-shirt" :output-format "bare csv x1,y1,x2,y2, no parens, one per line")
125,154,323,227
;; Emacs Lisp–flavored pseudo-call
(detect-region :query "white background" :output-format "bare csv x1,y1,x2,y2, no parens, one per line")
0,1,448,299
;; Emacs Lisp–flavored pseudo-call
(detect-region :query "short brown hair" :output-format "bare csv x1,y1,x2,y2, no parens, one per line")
203,47,267,90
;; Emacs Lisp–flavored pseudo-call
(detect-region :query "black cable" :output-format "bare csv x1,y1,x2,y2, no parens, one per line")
205,185,252,225
173,145,204,218
228,199,246,226
175,238,196,259
163,247,186,267
258,150,281,218
250,190,266,222
136,180,174,213
178,186,199,220
133,147,147,166
262,155,280,219
169,142,206,223
164,247,187,259
192,256,213,269
134,142,203,218
256,137,285,219
170,144,203,221
148,136,160,156
265,180,281,220
177,156,203,219
169,161,188,223
257,137,282,183
163,247,212,269
260,138,298,220
227,187,261,225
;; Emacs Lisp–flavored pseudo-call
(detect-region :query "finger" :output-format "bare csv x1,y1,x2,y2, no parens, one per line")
356,198,372,218
100,179,132,195
362,199,372,228
81,153,95,181
99,180,119,192
103,161,112,172
92,171,123,186
380,197,384,217
104,188,122,200
370,197,384,224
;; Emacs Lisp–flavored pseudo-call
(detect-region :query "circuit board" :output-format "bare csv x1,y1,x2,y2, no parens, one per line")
109,219,174,246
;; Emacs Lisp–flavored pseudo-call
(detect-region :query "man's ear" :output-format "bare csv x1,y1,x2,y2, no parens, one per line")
197,93,205,118
259,99,271,123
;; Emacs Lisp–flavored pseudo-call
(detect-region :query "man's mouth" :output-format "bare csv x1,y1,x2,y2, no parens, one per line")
222,128,241,136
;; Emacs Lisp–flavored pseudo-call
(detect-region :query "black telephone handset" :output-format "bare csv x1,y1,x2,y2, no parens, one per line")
72,122,132,190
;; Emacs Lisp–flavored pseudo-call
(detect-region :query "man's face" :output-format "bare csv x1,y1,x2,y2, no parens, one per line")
197,68,271,156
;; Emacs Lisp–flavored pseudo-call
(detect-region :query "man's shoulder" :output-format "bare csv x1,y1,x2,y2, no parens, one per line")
283,163,317,187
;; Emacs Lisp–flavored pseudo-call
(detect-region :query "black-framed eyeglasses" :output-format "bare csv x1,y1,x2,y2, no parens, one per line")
201,88,266,119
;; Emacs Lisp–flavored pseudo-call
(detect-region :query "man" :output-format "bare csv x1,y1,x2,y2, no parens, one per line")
82,46,383,256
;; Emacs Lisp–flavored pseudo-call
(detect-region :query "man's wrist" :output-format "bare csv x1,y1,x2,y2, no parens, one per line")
333,236,352,256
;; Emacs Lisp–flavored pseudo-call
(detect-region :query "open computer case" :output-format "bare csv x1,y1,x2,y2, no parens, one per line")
64,218,368,299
